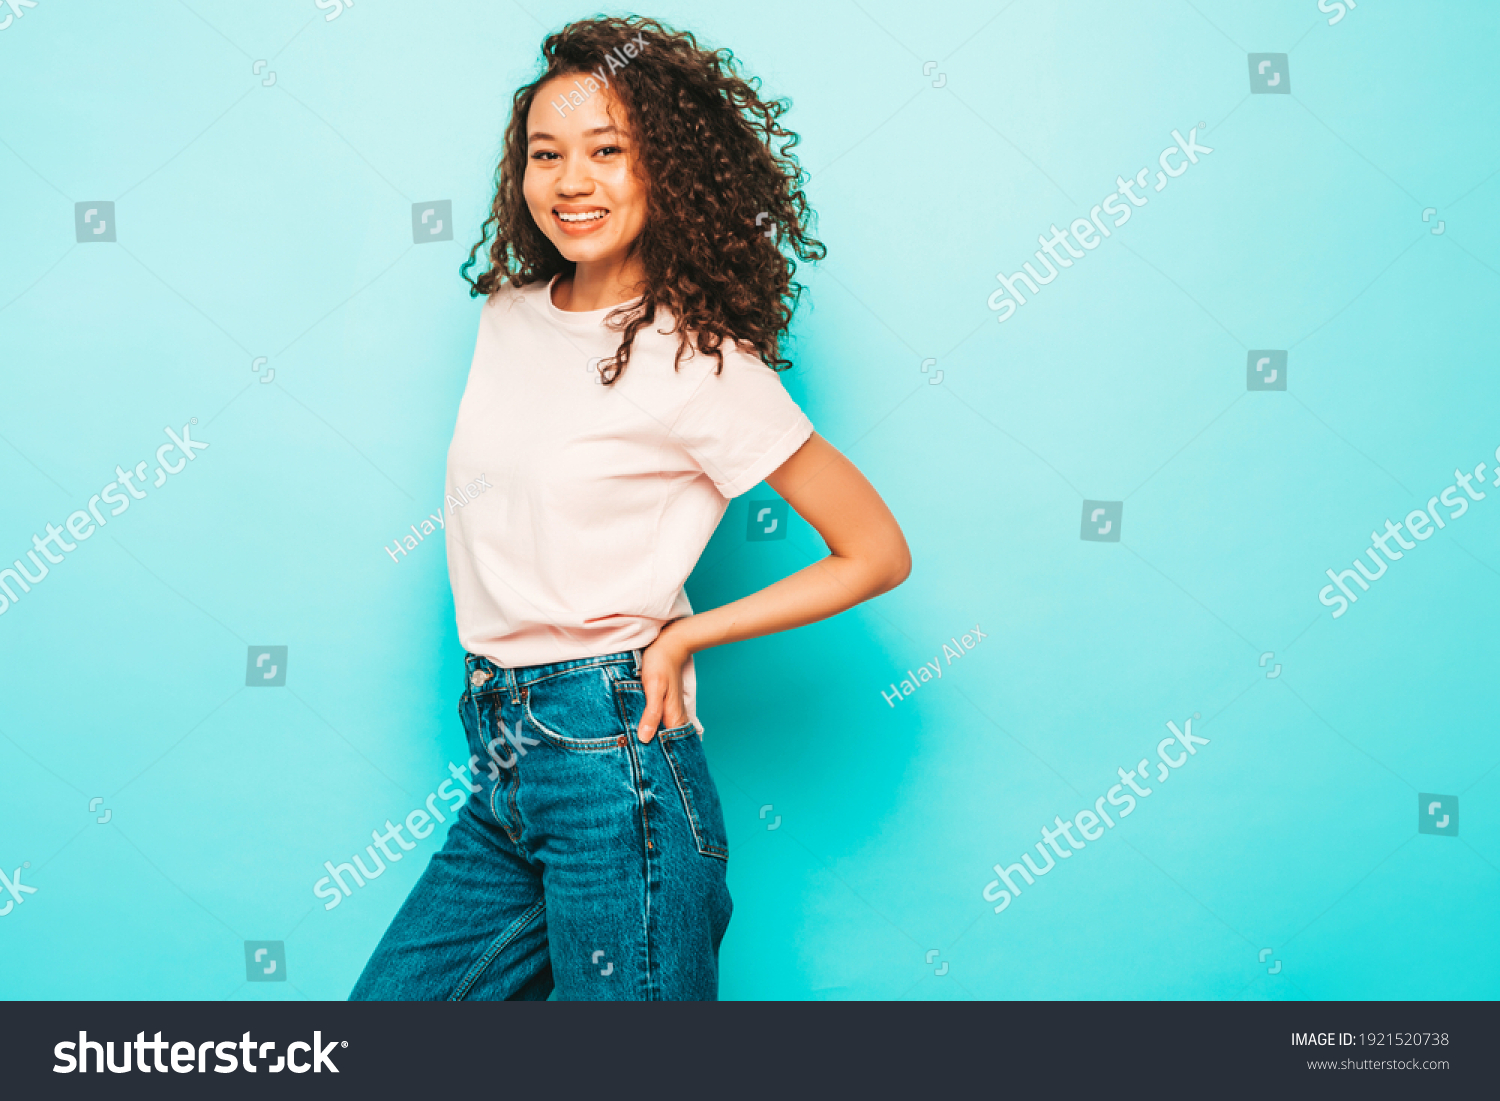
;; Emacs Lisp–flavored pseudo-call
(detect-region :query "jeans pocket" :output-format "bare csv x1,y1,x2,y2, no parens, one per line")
522,666,634,752
657,725,729,862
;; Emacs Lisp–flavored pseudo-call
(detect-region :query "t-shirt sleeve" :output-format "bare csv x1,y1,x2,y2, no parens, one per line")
671,348,814,499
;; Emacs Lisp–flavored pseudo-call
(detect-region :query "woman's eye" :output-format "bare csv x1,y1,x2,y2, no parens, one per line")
530,149,559,161
595,145,622,157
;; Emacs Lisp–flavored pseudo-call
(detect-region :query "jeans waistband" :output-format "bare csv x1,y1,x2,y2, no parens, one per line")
463,648,643,696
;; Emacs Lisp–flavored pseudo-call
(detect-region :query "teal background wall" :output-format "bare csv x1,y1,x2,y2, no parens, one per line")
1,0,1497,1000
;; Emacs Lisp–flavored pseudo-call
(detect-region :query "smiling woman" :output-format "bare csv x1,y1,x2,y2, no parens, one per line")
459,15,828,380
349,14,911,1004
522,97,650,309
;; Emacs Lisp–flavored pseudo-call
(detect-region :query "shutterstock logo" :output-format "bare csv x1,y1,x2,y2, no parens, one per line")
54,1031,344,1074
746,499,787,541
246,646,288,687
981,713,1208,915
1318,440,1499,617
0,422,208,619
1080,500,1122,542
315,0,354,21
986,125,1213,323
0,861,37,916
1418,793,1458,837
1248,53,1291,94
411,200,452,243
75,201,116,242
0,0,42,32
1247,350,1287,391
314,760,479,910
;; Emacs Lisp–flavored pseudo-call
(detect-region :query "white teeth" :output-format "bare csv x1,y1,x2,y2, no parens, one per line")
557,210,607,222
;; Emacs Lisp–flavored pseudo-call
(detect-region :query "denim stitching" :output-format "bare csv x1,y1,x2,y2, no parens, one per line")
612,683,696,740
464,654,635,699
506,775,528,859
524,683,626,750
478,704,516,837
489,772,524,849
447,897,547,1001
621,730,657,1000
515,654,636,692
659,735,730,861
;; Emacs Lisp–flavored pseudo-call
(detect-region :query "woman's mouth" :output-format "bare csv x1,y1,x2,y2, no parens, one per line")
554,207,610,235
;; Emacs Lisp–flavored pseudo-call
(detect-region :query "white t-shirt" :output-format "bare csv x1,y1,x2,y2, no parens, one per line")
443,274,815,735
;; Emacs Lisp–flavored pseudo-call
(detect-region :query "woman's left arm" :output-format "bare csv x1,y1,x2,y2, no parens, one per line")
634,431,911,740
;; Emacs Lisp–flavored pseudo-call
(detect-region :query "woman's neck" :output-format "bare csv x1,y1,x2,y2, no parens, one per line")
552,258,647,312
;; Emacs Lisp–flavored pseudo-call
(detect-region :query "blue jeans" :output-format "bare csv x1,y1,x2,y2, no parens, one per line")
349,649,733,1000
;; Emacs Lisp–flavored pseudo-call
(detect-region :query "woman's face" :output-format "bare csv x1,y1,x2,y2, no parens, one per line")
524,74,648,270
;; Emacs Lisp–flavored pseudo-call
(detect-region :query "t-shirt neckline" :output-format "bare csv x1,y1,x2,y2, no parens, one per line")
543,272,644,327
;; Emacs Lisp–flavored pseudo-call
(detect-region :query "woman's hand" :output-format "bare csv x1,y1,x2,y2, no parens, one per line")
636,625,694,742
